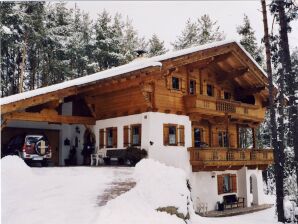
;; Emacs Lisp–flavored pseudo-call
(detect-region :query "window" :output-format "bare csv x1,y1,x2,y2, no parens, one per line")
131,124,141,146
207,84,214,96
224,91,231,100
194,128,202,147
172,77,180,90
106,128,113,148
217,174,237,194
239,127,252,148
189,80,196,95
218,131,229,147
223,175,231,193
163,124,184,146
169,126,177,145
106,127,117,148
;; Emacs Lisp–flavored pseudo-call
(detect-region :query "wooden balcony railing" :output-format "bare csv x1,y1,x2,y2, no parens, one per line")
188,147,274,171
183,95,265,121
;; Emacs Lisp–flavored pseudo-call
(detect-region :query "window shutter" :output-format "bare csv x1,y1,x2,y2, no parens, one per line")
112,127,118,148
181,78,186,92
163,124,169,145
231,174,237,193
217,175,224,195
123,126,129,147
99,129,105,148
167,76,172,90
178,125,185,146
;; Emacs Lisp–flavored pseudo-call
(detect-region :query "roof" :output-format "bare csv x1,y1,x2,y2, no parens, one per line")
0,40,268,106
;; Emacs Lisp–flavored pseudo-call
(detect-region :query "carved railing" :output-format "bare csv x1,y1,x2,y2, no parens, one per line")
216,100,236,113
188,147,274,169
183,95,264,120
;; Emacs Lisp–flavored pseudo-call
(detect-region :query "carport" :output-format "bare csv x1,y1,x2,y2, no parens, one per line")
1,98,94,166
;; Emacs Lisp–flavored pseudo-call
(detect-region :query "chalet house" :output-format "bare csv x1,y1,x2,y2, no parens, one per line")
1,40,274,211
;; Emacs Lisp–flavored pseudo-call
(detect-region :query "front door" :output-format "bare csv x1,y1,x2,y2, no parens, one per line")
194,128,201,147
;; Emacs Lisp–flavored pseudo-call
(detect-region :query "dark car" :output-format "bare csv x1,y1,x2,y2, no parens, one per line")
4,134,52,166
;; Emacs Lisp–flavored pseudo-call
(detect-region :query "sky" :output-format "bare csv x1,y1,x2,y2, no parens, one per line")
67,1,298,51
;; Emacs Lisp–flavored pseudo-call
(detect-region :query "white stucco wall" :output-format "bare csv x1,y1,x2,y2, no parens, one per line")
190,168,265,211
94,112,192,172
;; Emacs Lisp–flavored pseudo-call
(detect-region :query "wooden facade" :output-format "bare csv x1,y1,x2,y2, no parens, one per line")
1,41,274,171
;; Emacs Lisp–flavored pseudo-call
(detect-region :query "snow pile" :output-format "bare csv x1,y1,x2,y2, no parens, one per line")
284,196,298,222
96,159,193,224
1,155,33,179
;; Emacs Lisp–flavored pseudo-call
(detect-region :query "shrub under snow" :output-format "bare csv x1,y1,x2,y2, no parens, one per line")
96,159,193,224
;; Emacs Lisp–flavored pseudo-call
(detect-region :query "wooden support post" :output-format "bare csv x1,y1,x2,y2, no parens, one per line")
208,121,212,147
236,124,239,148
252,127,256,149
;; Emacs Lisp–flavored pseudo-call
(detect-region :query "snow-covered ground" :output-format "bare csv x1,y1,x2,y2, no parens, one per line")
1,156,282,224
1,156,134,224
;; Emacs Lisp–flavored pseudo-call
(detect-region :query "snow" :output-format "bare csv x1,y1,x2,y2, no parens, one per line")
95,159,192,224
1,40,269,106
1,156,134,224
1,25,13,35
2,156,283,224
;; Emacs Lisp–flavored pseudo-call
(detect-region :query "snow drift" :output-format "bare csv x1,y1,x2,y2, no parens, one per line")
1,155,33,179
96,159,193,224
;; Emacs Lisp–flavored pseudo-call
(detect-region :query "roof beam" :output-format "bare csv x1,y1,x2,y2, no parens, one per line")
216,67,249,83
1,87,77,115
236,86,266,96
3,111,96,125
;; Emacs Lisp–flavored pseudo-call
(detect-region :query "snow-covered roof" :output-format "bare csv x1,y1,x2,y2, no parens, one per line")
0,40,268,106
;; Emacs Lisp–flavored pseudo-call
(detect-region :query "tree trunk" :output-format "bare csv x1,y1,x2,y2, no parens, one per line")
276,0,298,190
261,0,285,222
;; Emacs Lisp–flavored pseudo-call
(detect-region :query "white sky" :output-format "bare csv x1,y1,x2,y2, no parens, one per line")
68,1,298,51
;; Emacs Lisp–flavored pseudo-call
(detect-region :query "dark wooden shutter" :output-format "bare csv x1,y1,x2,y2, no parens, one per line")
167,76,172,90
99,129,105,148
112,127,117,148
163,124,169,145
217,175,224,195
123,126,129,147
231,174,237,193
181,78,186,92
178,125,185,146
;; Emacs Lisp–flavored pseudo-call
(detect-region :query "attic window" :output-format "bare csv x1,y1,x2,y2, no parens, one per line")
172,77,180,90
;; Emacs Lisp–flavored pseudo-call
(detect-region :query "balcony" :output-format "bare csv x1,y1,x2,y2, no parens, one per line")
188,147,274,171
183,95,265,122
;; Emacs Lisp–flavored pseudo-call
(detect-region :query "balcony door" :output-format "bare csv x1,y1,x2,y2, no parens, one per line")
194,128,201,147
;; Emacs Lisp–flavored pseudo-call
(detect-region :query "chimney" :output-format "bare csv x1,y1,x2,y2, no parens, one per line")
133,49,148,61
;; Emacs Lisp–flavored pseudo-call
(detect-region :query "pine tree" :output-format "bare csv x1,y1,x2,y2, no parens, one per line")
172,19,198,50
172,15,224,50
197,14,225,45
43,2,73,86
237,14,263,65
147,34,167,57
121,17,141,62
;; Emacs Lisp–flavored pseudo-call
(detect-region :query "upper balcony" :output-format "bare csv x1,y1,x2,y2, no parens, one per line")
188,147,274,172
183,95,265,122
